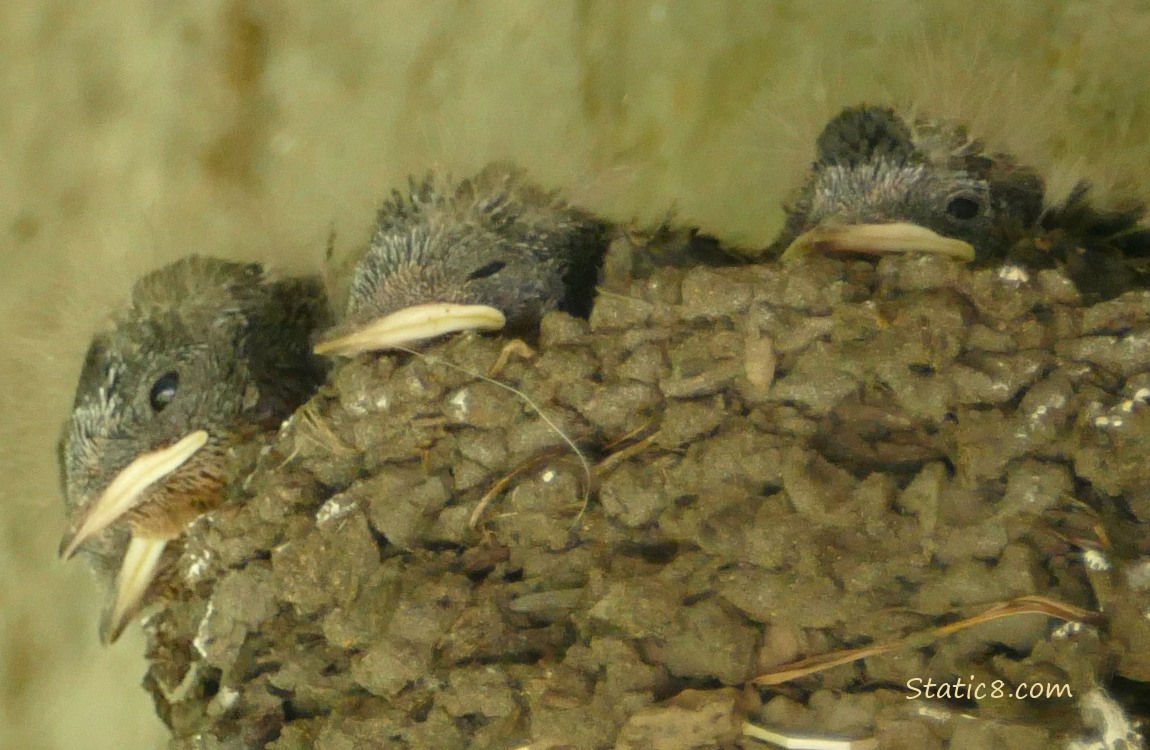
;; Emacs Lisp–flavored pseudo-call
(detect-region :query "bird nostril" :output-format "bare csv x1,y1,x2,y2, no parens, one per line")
946,195,982,221
148,371,180,413
466,260,507,281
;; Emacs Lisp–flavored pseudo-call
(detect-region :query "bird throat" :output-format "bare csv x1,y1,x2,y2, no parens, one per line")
125,437,232,540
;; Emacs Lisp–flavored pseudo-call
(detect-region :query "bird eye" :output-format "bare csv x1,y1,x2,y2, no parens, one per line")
148,371,179,413
466,260,506,281
945,193,983,221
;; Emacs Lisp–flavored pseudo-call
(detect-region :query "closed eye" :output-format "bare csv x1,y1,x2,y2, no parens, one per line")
466,260,506,281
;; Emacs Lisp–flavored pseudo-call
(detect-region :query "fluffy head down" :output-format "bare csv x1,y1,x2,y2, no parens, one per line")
345,163,610,330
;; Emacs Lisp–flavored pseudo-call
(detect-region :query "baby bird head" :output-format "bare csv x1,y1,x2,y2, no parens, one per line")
58,255,330,642
773,104,1046,264
315,164,609,356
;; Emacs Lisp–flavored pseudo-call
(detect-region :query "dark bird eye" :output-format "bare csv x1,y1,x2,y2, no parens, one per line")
466,260,506,281
945,194,983,221
148,371,179,413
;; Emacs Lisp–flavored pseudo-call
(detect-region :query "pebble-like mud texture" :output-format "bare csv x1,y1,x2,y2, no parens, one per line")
146,253,1149,749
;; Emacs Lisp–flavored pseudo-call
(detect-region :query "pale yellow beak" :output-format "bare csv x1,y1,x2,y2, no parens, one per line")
100,534,169,644
59,430,209,560
314,302,506,357
780,222,975,262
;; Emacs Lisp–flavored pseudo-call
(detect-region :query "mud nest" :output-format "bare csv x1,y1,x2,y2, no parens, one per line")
143,252,1150,749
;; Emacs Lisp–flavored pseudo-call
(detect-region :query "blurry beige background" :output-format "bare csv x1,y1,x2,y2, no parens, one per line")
1,2,1147,748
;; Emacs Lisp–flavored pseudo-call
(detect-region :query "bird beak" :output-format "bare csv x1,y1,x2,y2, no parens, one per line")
100,534,169,644
58,429,210,560
780,222,976,262
314,302,507,356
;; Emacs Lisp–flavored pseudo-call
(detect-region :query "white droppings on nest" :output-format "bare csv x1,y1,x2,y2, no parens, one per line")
1024,395,1062,428
997,265,1030,284
214,686,240,711
1119,386,1150,413
406,373,429,394
185,548,213,582
192,600,216,659
316,495,358,525
448,388,470,419
1052,621,1086,639
1064,687,1145,750
1083,549,1112,572
344,400,370,417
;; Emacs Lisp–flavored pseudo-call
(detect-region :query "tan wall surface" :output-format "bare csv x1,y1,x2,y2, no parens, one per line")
2,2,1147,748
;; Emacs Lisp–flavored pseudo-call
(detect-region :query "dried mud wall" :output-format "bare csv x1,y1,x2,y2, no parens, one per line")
3,2,1150,749
153,255,1150,749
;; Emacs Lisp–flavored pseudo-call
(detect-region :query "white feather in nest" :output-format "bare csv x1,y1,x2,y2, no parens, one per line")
2,2,1150,749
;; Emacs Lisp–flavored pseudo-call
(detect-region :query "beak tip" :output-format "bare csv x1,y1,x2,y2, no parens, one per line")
98,535,170,646
312,338,340,357
58,535,80,560
98,614,126,645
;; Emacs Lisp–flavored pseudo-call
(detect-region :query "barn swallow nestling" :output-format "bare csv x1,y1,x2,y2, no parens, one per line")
770,104,1150,301
769,104,1046,264
58,256,330,643
314,164,610,357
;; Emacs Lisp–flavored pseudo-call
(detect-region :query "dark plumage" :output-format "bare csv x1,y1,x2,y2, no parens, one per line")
770,104,1150,302
315,164,610,356
1020,182,1150,302
58,256,330,642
